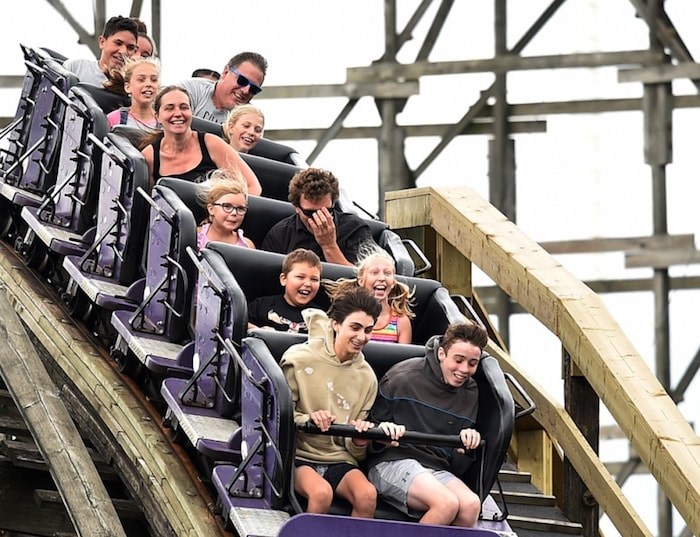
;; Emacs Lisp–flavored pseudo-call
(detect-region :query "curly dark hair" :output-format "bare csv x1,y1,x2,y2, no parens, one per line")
288,168,340,207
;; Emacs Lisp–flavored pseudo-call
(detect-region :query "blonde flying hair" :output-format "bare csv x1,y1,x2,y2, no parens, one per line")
223,104,265,143
324,244,415,319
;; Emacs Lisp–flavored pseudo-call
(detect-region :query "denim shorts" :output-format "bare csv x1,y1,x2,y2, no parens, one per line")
368,459,457,516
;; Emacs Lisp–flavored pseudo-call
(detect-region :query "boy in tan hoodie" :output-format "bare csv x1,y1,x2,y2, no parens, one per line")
280,286,401,517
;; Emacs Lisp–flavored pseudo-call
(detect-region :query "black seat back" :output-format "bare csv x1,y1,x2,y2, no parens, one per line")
464,354,514,501
239,152,302,202
248,137,301,166
75,82,130,115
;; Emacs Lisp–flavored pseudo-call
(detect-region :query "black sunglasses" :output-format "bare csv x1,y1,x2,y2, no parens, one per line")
299,205,334,218
230,67,263,95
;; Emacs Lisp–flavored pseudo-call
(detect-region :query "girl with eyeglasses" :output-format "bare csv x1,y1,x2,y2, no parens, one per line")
196,169,255,250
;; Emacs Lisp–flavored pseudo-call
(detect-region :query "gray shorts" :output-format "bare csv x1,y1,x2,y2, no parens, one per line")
368,459,458,517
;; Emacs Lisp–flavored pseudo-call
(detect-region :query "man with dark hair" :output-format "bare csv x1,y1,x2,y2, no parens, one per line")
262,168,374,266
191,68,221,81
179,51,268,123
63,16,139,85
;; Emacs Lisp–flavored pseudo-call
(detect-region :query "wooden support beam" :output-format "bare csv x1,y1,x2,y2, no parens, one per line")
0,242,225,537
0,290,126,537
619,62,700,84
347,50,663,82
0,462,74,535
625,248,700,268
258,80,419,100
540,233,695,255
264,119,546,142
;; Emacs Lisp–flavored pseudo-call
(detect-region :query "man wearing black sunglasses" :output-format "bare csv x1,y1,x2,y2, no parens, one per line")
180,51,267,124
262,168,374,266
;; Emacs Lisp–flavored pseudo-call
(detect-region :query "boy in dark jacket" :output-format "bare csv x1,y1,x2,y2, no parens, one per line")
367,321,488,527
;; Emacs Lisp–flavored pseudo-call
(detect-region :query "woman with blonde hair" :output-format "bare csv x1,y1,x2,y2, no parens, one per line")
224,104,265,153
196,168,255,250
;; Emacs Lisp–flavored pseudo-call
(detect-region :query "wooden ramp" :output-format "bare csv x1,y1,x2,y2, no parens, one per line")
0,241,228,537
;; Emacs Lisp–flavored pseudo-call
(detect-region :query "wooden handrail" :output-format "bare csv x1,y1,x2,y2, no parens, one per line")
386,186,700,537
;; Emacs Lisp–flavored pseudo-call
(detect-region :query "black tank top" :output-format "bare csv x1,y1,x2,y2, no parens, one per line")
152,130,217,182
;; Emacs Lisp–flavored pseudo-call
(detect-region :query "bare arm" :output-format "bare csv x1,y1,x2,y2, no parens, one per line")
206,134,262,196
397,315,413,344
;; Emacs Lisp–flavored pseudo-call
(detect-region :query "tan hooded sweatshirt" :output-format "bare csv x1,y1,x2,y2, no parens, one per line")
280,308,378,465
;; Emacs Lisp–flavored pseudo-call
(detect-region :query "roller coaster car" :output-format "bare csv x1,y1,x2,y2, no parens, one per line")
62,132,150,319
18,85,108,277
0,46,78,239
209,329,515,537
157,176,418,276
159,241,478,485
110,183,197,378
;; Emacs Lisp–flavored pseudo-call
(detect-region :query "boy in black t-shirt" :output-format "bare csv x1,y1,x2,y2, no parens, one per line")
248,249,322,333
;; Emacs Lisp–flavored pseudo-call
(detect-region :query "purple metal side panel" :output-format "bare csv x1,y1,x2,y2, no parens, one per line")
191,264,223,405
16,78,55,189
94,140,123,278
52,107,91,229
278,514,500,537
1,70,38,183
142,192,174,332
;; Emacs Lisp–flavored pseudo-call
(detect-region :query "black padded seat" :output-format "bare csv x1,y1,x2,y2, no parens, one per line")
191,116,224,137
249,137,300,165
75,83,129,115
239,152,302,202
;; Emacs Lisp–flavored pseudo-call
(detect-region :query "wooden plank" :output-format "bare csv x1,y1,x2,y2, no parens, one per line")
618,62,700,84
625,248,700,268
264,119,547,141
257,80,419,99
0,291,126,537
347,50,663,81
540,233,695,255
515,429,553,496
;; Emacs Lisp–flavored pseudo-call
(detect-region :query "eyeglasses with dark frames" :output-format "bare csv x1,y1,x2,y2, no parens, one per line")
230,67,263,95
212,202,248,215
